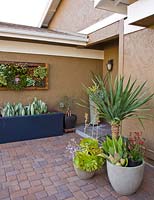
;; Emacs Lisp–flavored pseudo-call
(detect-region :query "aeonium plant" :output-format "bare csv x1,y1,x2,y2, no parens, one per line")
66,138,105,172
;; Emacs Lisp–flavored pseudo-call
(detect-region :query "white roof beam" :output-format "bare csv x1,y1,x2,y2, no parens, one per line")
41,0,61,28
115,0,122,6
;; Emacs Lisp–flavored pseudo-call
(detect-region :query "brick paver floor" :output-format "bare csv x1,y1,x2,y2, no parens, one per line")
0,133,153,200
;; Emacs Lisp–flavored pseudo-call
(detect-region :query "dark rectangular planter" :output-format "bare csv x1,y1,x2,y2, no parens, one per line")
0,112,64,144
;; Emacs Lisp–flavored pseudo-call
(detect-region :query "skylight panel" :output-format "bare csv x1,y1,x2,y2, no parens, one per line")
0,0,52,27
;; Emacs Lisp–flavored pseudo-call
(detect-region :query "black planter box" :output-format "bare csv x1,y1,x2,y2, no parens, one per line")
0,112,64,144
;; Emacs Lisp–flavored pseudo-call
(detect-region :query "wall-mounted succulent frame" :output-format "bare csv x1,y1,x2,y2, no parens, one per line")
0,62,48,90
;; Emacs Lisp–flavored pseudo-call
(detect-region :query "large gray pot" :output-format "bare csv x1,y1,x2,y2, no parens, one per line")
107,160,144,195
74,164,95,180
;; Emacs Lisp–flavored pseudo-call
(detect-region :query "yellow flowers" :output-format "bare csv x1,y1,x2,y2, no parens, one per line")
88,83,99,93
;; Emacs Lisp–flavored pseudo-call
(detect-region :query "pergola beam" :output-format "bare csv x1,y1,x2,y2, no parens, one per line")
115,0,122,6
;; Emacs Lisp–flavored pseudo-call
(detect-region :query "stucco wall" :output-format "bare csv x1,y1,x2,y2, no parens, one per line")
122,28,154,157
103,40,119,79
49,0,113,32
0,52,103,124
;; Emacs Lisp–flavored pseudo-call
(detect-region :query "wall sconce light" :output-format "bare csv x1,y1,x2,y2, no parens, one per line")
106,59,113,71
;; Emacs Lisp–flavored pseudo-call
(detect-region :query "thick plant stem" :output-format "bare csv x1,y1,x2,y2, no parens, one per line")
111,124,120,138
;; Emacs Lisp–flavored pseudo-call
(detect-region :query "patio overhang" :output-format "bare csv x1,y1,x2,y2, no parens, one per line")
87,21,120,46
127,0,154,27
94,0,136,14
0,22,88,46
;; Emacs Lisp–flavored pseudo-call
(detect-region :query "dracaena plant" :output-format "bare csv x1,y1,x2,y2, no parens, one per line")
86,75,153,138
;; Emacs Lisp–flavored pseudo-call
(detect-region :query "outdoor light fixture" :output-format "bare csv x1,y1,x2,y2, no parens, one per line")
106,59,113,71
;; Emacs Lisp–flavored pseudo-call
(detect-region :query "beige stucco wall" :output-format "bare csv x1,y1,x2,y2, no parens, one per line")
49,0,113,32
103,40,119,79
122,28,154,157
0,52,103,124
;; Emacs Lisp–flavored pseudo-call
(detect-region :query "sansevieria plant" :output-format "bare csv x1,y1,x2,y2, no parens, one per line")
86,75,153,138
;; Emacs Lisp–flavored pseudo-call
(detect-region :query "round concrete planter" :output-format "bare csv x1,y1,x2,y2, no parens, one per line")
107,160,144,195
74,164,95,180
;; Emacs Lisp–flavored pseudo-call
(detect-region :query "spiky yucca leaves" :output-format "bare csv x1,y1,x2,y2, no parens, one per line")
87,75,153,138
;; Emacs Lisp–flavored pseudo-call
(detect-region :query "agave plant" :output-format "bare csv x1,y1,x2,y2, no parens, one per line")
86,75,153,138
1,98,48,117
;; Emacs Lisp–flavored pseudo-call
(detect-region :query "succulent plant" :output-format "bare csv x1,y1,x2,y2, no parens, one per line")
0,65,7,86
1,103,14,117
1,98,48,117
0,75,7,86
67,138,105,172
27,98,48,115
26,77,35,87
0,64,47,90
102,136,128,167
33,66,47,80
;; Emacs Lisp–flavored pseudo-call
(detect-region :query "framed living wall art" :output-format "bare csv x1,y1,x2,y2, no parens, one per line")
0,62,48,91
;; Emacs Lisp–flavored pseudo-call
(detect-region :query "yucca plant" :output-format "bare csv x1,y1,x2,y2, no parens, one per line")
86,75,153,138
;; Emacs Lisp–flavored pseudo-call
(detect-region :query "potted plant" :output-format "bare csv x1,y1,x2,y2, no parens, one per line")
0,98,64,143
59,96,77,132
86,75,153,138
102,134,145,195
66,138,105,179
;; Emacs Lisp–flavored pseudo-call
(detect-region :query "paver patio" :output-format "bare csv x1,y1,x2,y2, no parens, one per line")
0,133,153,200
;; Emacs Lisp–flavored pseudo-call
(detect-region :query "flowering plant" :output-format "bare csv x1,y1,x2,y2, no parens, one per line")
66,138,80,159
66,138,105,172
128,132,145,164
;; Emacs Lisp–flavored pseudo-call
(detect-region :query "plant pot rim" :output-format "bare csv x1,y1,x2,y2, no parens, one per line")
107,160,144,169
65,113,77,116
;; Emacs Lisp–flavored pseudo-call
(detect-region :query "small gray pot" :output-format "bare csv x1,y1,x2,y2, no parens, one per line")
107,160,144,195
74,164,95,180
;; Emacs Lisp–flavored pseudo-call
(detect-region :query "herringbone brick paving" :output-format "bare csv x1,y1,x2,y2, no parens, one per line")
0,133,153,200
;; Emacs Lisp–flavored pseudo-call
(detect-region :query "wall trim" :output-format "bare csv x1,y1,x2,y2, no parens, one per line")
0,40,104,60
79,13,126,34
